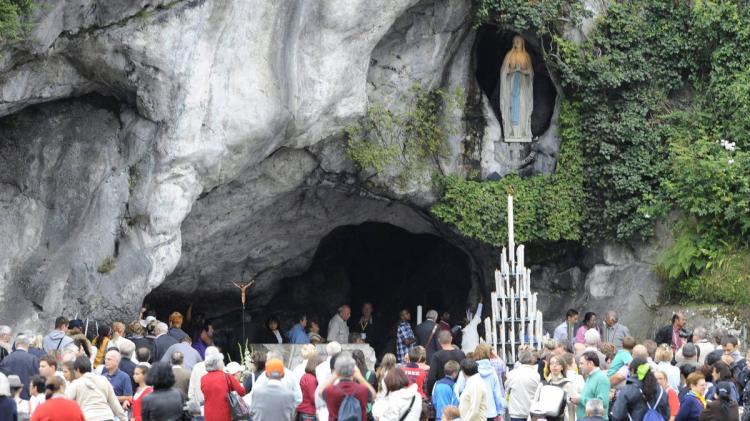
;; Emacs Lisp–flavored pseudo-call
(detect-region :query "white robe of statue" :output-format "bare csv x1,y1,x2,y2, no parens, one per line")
500,35,534,143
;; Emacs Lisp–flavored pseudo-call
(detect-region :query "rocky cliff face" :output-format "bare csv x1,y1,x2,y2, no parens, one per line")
1,0,675,340
1,0,489,329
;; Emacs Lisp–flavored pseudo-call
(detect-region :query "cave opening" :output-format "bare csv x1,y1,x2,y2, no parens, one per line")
143,221,475,357
474,25,557,137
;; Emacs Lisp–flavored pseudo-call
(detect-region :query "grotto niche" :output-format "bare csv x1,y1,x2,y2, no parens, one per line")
474,26,557,139
144,220,479,358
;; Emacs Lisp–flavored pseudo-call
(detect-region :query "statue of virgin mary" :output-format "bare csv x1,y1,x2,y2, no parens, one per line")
500,36,534,142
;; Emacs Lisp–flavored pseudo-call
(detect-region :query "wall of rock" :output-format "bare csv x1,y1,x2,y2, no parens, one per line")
0,0,686,341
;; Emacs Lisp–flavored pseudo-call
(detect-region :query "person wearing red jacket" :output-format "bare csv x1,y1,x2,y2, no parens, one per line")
31,377,85,421
402,348,428,397
201,353,245,421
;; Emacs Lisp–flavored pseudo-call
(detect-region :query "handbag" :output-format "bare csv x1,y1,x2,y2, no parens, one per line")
225,374,251,420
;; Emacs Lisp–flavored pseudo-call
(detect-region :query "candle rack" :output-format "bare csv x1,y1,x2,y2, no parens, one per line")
486,195,548,364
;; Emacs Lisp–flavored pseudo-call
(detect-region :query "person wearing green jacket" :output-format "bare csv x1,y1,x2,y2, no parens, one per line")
572,351,611,420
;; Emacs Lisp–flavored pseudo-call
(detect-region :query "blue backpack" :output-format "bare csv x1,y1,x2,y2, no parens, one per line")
338,391,362,421
642,387,665,421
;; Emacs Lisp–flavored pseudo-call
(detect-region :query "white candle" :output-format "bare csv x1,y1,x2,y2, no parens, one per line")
484,317,492,345
508,196,515,264
526,268,532,296
529,317,535,347
417,305,422,325
518,244,525,273
510,288,515,320
519,297,525,346
501,247,507,269
500,322,506,360
510,324,516,362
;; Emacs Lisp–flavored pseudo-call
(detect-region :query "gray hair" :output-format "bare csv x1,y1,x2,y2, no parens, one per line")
105,349,121,363
118,340,135,358
584,328,601,346
334,353,355,378
693,326,707,340
326,341,342,356
156,322,168,335
426,310,438,321
586,398,604,416
0,325,11,337
543,338,560,350
205,352,225,372
15,334,29,348
518,350,534,365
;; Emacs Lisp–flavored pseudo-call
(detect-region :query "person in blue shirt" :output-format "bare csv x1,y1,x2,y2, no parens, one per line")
288,313,310,344
102,349,133,408
432,360,460,420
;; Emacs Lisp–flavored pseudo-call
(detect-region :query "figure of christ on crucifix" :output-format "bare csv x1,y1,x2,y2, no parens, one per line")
232,279,255,310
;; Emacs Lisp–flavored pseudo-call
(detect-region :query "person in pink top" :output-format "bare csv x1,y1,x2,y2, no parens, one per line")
575,312,599,344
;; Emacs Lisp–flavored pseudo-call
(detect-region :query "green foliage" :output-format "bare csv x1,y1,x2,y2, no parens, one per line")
431,101,584,245
473,0,589,37
0,0,33,42
466,0,750,304
97,256,116,274
552,1,698,241
346,86,462,184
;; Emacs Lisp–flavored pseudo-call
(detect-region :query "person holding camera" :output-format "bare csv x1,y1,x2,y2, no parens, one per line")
655,312,690,353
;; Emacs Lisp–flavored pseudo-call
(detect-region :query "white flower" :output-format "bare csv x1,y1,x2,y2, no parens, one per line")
728,159,735,164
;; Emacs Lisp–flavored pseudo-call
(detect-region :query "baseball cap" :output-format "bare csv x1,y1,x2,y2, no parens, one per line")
265,358,285,380
68,319,83,329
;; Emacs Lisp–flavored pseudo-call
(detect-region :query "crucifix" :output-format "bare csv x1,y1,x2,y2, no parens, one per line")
232,279,255,343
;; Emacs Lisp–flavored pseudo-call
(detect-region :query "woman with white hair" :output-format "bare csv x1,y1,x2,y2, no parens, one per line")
201,351,245,421
0,372,18,420
188,345,219,406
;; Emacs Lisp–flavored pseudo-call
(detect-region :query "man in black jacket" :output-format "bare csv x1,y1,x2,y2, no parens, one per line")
415,309,441,362
655,312,690,352
424,330,465,395
0,334,39,399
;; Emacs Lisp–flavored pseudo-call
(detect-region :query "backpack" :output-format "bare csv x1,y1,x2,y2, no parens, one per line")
639,387,665,421
529,380,569,417
338,392,363,421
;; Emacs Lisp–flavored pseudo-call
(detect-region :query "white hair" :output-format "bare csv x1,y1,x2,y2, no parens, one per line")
205,353,225,372
156,322,168,334
118,340,135,358
584,328,601,346
205,346,220,359
426,310,438,321
326,341,342,356
0,325,11,337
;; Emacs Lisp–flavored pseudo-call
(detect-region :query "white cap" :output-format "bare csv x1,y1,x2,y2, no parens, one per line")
224,361,242,375
139,316,156,327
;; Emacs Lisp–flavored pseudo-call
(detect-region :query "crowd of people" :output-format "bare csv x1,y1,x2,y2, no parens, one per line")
0,305,748,421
